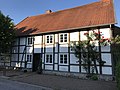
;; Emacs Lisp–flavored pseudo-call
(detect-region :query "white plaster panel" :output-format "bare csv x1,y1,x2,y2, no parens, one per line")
19,46,25,53
42,64,44,69
70,32,79,41
54,64,58,70
11,54,18,61
102,67,112,75
12,47,18,53
70,54,79,64
34,36,42,44
55,44,58,52
26,47,33,53
101,53,112,65
19,54,25,61
45,65,53,70
59,44,68,52
59,66,68,71
101,45,110,52
81,66,87,73
55,34,58,43
55,54,58,63
27,63,32,68
100,28,112,39
70,66,79,72
80,31,88,41
46,45,53,52
34,45,42,53
21,63,25,68
20,37,26,45
11,62,16,67
42,54,44,63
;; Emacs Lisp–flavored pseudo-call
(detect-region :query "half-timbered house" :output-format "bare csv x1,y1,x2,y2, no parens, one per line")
11,0,117,76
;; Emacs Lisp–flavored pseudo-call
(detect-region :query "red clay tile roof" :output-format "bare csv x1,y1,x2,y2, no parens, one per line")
16,0,116,36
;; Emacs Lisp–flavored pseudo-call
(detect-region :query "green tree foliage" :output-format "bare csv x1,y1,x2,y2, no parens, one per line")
71,30,110,75
0,11,15,54
116,61,120,90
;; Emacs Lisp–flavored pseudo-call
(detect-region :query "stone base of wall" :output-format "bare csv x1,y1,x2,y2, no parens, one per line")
43,70,115,81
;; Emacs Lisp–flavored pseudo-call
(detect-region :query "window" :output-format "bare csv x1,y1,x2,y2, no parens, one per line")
28,37,34,45
26,54,32,62
60,54,68,64
60,33,68,43
46,54,52,63
46,35,53,43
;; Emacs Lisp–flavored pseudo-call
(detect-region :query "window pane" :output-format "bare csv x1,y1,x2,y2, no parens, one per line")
64,55,67,64
46,55,49,63
50,55,52,63
64,34,67,42
27,55,29,61
60,55,63,63
47,36,49,43
60,34,63,42
29,55,32,62
50,36,53,43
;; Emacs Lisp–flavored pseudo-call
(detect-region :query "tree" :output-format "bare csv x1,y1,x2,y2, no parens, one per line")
71,30,110,76
0,11,15,54
0,11,15,75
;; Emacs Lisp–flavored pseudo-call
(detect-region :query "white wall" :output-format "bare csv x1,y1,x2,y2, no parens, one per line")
34,45,42,53
34,36,42,44
70,32,79,41
12,28,113,75
20,37,26,45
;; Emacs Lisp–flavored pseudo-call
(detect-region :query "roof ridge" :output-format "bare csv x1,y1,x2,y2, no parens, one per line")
30,1,100,18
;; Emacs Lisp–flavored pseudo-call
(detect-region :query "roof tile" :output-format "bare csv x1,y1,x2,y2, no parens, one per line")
16,0,116,36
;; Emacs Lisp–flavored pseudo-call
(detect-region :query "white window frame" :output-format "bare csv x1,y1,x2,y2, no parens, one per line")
46,54,53,64
46,35,53,44
59,54,68,65
27,37,34,45
59,33,68,43
26,54,32,62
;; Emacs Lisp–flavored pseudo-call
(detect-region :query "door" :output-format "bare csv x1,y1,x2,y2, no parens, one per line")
32,53,42,72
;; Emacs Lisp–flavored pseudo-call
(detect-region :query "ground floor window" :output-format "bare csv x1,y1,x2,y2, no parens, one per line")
59,54,68,65
26,54,32,62
46,54,53,64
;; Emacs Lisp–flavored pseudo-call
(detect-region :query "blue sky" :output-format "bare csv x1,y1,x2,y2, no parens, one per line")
0,0,120,26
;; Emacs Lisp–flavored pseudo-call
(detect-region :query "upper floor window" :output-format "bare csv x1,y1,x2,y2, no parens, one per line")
27,37,34,45
46,54,53,64
26,54,32,62
60,33,68,43
60,54,68,64
46,35,53,44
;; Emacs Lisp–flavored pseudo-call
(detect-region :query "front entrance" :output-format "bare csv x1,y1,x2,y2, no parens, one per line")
32,53,42,72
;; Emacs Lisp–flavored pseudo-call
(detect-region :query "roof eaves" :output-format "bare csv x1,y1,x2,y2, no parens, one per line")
35,23,116,35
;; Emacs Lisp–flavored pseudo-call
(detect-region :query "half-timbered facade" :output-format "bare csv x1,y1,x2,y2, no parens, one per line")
11,0,117,75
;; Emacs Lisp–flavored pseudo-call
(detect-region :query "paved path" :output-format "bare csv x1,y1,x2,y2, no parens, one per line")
0,70,117,90
0,77,52,90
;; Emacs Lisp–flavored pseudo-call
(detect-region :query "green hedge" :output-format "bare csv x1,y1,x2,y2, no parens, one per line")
116,61,120,90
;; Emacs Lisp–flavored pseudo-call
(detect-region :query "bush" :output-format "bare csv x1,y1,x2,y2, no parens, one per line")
116,61,120,90
90,74,98,80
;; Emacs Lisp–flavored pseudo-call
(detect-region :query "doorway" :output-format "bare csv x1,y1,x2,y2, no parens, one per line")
32,53,42,72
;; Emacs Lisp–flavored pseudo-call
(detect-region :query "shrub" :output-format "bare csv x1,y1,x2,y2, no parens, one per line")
90,74,98,80
116,61,120,90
